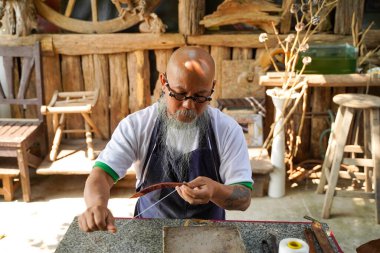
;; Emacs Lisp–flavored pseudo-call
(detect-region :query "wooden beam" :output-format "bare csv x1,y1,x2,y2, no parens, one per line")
0,34,185,55
1,31,379,53
50,34,185,55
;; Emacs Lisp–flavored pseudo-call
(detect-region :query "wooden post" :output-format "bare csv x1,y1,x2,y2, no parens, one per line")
280,0,294,34
127,50,151,113
178,0,205,35
210,46,230,106
334,0,365,35
109,53,129,133
61,55,85,139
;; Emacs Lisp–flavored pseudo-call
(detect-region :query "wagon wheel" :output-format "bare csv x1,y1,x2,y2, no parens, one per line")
33,0,161,34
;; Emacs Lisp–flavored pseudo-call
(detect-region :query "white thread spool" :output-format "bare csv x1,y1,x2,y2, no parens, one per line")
279,238,309,253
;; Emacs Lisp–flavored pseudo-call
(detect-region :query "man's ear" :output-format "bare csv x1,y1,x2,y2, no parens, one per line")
159,73,166,90
211,80,216,94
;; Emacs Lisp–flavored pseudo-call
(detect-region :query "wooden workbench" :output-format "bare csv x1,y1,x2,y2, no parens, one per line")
55,217,342,252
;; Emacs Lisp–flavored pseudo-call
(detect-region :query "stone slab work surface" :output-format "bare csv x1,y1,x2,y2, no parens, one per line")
55,217,342,252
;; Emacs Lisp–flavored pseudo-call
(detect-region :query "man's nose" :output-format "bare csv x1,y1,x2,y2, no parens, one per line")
182,98,196,109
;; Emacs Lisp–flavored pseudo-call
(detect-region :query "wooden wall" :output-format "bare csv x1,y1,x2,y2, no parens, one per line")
1,0,379,163
30,31,377,163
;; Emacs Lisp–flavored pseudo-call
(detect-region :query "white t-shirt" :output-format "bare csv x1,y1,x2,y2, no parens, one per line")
96,103,253,187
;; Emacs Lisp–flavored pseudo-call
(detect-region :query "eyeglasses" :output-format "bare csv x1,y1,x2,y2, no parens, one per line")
163,74,215,104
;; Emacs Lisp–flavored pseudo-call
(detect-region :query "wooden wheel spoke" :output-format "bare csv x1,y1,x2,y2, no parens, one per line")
34,0,161,34
91,0,98,22
64,0,76,17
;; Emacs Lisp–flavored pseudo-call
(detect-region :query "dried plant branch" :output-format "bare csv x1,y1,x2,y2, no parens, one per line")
357,21,374,49
352,12,379,71
263,85,308,150
291,87,308,158
259,0,337,163
359,45,380,66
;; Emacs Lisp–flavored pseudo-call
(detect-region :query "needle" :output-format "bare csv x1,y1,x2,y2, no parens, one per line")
133,187,178,218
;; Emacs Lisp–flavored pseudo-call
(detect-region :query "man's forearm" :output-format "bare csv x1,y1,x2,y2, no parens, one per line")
84,167,114,208
211,183,251,211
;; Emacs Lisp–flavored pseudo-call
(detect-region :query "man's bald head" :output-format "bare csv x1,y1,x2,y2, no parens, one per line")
166,47,215,85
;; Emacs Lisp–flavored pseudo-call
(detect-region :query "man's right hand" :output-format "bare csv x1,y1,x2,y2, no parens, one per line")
78,205,117,233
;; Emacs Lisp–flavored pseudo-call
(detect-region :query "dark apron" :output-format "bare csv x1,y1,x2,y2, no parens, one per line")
134,117,225,219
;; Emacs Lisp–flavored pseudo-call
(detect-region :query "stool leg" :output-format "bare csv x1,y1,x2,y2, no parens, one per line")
50,114,65,161
370,108,380,224
322,107,354,219
84,121,95,160
17,147,31,202
52,113,59,132
81,113,105,139
317,106,344,194
2,176,15,201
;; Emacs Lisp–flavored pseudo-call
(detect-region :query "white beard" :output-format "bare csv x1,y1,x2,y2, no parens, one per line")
157,98,209,182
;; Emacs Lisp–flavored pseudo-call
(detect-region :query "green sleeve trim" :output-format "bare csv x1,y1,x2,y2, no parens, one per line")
230,182,253,190
94,161,119,183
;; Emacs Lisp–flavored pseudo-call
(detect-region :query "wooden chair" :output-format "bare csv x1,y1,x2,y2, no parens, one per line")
41,87,105,161
0,42,47,202
316,93,380,224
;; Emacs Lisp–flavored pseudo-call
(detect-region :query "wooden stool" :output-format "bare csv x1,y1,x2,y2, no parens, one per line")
248,148,274,197
41,90,105,161
0,158,21,201
316,93,380,224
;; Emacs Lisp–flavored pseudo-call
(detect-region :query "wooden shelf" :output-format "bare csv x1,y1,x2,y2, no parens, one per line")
259,72,380,87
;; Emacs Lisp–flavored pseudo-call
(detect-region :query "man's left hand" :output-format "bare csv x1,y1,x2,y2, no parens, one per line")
176,176,218,205
176,176,252,211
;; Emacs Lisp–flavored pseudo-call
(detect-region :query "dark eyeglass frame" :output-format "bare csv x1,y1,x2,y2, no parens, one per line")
163,73,215,104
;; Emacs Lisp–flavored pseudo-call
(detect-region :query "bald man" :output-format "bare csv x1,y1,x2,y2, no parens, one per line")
78,47,253,233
